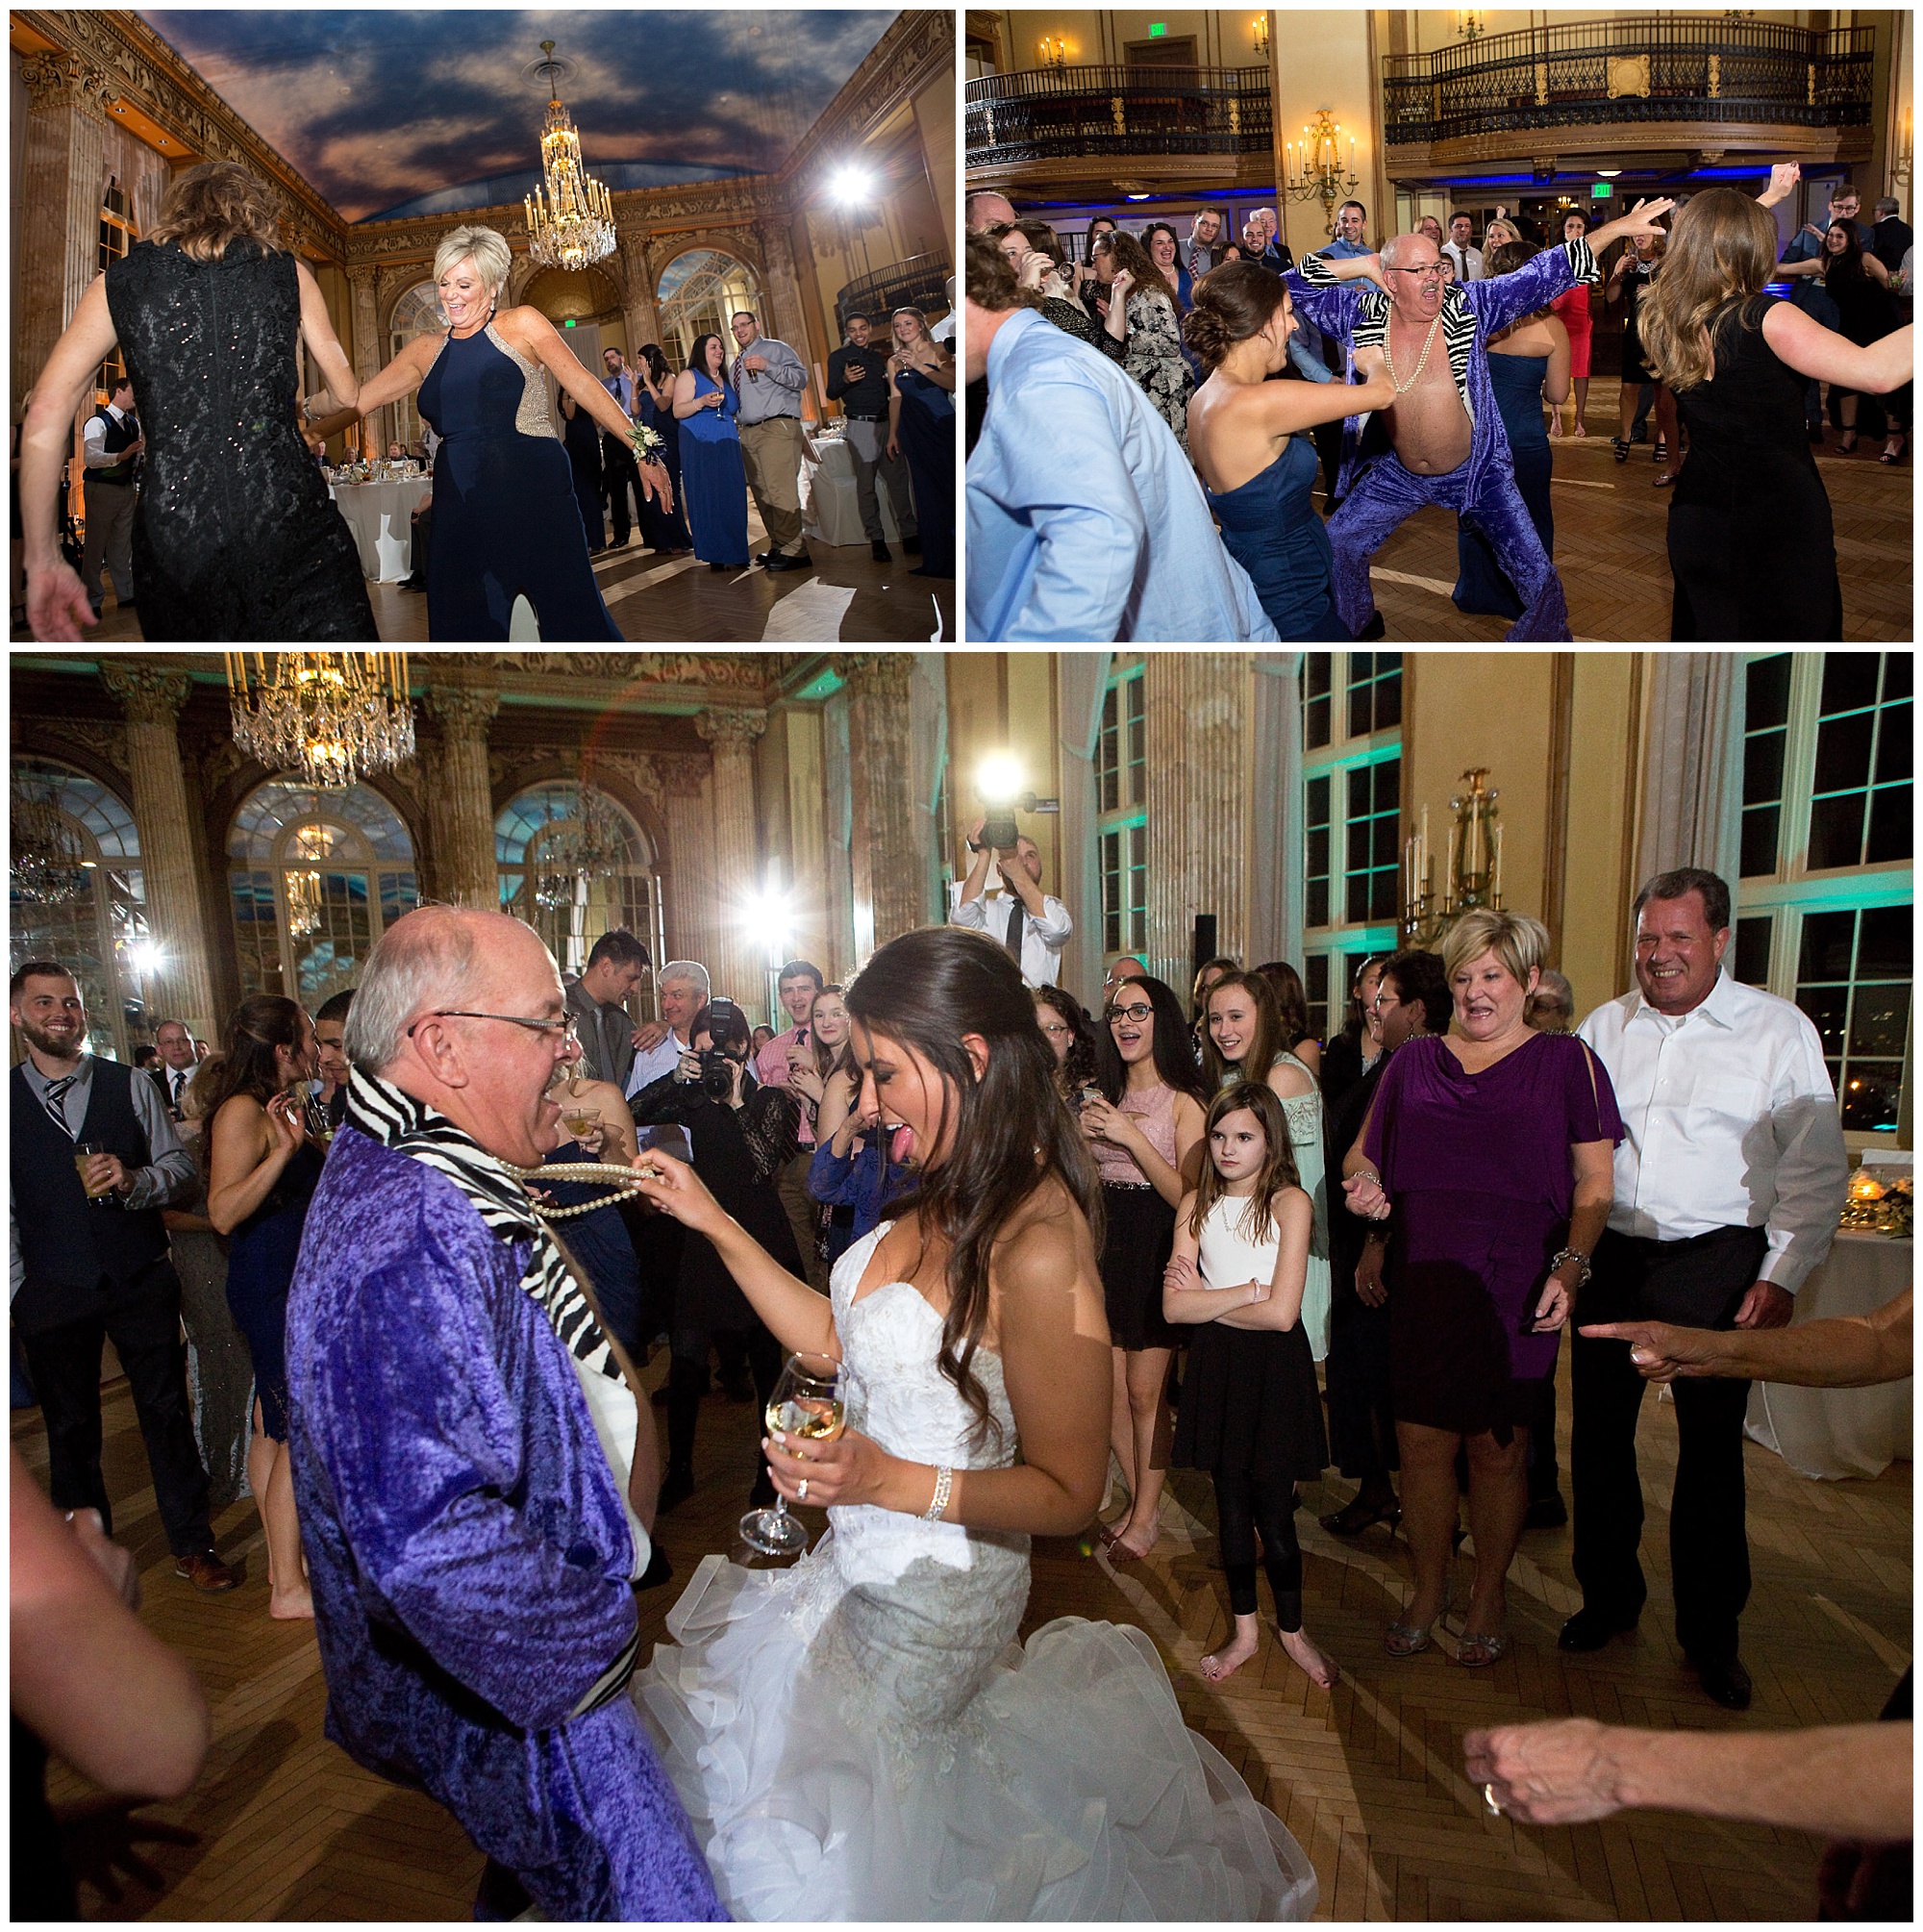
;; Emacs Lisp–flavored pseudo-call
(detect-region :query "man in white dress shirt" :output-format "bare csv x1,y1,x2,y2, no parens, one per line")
151,1018,200,1117
949,821,1073,990
1567,867,1848,1710
1440,213,1486,283
623,962,710,1100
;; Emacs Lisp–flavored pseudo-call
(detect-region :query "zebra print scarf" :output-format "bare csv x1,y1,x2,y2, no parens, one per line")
344,1066,620,1385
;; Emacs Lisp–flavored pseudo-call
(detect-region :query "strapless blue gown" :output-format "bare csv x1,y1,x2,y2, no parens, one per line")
679,374,750,567
894,368,955,578
1455,352,1554,620
417,321,620,640
1204,433,1348,640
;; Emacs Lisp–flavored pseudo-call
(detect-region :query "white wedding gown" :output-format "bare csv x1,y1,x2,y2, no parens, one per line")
634,1224,1319,1921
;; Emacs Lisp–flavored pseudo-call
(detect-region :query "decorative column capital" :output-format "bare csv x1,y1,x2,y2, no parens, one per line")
424,684,500,736
658,755,711,801
20,54,111,116
694,707,768,753
100,661,192,727
836,652,914,702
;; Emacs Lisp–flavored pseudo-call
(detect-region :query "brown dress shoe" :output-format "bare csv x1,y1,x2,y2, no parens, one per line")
175,1550,238,1593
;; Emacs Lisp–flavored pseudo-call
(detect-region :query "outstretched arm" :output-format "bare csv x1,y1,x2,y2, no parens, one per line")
1763,303,1912,394
1582,1287,1911,1388
1282,263,1367,343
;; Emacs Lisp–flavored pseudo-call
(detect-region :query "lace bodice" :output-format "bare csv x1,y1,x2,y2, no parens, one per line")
1091,1080,1181,1186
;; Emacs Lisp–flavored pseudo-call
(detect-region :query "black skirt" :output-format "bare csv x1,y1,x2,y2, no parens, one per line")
1172,1319,1328,1481
1099,1184,1178,1350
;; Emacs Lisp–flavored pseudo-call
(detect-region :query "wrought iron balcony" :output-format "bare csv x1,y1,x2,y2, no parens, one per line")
1382,15,1874,154
835,251,953,334
966,64,1273,172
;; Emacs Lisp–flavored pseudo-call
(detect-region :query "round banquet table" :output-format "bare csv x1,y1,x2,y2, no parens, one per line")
800,431,903,548
1744,1230,1912,1479
328,476,434,582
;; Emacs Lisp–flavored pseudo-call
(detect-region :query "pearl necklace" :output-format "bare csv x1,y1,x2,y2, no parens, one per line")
505,1159,653,1219
1383,311,1443,394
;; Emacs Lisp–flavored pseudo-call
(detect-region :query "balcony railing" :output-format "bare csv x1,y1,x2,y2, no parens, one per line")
966,64,1273,170
835,251,953,333
1382,15,1874,147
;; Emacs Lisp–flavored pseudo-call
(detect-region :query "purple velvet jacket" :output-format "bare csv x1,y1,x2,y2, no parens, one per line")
1285,236,1596,503
287,1126,725,1921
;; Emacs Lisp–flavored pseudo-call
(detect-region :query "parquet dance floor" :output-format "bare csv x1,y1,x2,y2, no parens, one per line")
18,1340,1909,1921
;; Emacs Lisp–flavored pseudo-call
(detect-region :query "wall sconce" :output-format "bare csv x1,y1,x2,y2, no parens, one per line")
1456,10,1486,40
1038,34,1068,68
1283,108,1361,229
1252,13,1268,56
1895,110,1913,190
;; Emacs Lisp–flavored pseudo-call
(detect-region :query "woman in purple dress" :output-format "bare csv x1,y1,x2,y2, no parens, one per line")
1341,911,1620,1668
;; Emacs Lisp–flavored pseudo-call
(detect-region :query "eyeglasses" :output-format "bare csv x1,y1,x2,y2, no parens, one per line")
1037,1018,1072,1036
1108,1002,1154,1024
405,1010,579,1042
1385,263,1446,282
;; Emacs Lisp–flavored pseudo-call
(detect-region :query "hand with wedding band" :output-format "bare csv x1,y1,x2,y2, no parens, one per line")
1462,1719,1632,1825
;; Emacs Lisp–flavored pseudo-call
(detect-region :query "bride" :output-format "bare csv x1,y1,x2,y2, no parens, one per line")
630,926,1317,1920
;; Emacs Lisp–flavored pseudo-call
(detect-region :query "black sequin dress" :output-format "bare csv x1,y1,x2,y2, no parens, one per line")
103,241,375,640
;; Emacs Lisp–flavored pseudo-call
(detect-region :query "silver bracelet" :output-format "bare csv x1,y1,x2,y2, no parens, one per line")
1548,1247,1592,1287
923,1465,953,1521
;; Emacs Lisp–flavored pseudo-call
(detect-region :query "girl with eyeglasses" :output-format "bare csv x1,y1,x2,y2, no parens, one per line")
1082,973,1209,1561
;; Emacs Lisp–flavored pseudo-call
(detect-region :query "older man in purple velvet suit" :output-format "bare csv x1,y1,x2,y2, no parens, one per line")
287,907,725,1922
1282,196,1673,641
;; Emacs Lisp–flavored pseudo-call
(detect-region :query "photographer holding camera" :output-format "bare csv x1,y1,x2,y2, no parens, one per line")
629,996,804,1513
949,816,1074,990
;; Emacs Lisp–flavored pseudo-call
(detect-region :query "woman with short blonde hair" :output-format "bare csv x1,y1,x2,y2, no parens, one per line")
1637,166,1914,639
19,159,372,640
333,224,674,640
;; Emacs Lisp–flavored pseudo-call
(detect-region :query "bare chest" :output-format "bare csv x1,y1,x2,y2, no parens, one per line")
1383,327,1470,474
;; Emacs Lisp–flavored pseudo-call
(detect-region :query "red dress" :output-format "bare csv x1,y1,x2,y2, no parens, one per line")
1551,282,1593,379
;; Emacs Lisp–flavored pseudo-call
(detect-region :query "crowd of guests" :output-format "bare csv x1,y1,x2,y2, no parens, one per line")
10,860,1910,1916
964,167,1913,644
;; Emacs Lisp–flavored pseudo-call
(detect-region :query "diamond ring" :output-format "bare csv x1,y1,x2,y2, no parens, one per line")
797,1478,809,1502
1484,1782,1502,1816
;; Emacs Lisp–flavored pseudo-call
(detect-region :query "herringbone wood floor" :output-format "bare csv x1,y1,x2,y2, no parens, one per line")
17,1340,1910,1921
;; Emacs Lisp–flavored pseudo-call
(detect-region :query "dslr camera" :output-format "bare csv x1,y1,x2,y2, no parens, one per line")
699,998,745,1099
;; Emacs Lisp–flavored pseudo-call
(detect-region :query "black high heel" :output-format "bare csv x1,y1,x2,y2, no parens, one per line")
1611,437,1631,464
1318,1493,1401,1537
1840,430,1860,454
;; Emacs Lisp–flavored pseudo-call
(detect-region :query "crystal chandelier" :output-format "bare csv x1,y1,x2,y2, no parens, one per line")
286,825,337,939
525,41,615,273
10,766,91,908
224,654,413,789
534,786,628,911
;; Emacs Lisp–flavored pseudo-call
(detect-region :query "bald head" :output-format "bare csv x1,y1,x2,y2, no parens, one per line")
346,906,537,1073
966,190,1017,233
1381,232,1433,271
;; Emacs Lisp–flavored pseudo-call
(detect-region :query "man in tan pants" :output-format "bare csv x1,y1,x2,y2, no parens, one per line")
729,311,812,572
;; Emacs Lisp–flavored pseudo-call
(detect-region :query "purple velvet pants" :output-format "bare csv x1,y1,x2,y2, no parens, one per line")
1328,450,1572,642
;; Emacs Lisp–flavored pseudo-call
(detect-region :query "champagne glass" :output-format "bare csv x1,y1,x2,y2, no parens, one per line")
741,1351,843,1557
562,1101,600,1148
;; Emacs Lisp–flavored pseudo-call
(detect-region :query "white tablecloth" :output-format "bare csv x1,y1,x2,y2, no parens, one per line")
329,477,433,582
1744,1231,1912,1479
800,434,902,548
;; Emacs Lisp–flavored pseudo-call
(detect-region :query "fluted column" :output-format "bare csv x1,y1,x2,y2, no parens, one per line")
755,215,818,414
346,265,383,456
619,230,662,357
99,663,218,1036
16,55,110,403
422,685,500,909
658,755,718,983
839,654,921,962
1143,654,1250,992
695,709,769,1006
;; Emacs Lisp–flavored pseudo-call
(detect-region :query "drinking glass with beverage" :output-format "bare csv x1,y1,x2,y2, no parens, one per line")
741,1350,844,1557
73,1141,114,1201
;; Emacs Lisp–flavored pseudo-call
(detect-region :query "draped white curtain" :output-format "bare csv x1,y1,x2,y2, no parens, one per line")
911,656,948,931
1636,652,1746,891
1055,652,1112,1012
1248,653,1304,970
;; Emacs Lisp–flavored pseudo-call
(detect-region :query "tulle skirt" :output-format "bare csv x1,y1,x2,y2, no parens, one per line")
637,1538,1319,1920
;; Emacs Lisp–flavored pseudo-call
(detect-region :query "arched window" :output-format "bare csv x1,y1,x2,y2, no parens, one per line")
387,282,448,454
495,783,662,982
657,249,762,373
228,780,418,1006
9,757,151,1062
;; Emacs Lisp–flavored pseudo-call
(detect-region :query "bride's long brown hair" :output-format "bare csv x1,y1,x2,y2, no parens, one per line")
846,926,1104,1443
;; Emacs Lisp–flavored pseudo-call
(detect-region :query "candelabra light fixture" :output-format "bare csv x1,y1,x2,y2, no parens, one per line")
225,654,413,790
1037,33,1070,67
1894,109,1913,190
525,40,616,272
1252,13,1269,56
1283,109,1361,224
1401,767,1505,947
10,767,92,908
1456,10,1486,40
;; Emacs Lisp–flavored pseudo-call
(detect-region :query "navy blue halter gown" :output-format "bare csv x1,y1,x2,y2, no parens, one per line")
1204,432,1348,640
417,318,620,640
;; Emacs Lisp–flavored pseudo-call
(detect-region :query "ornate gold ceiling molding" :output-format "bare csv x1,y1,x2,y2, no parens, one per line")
15,8,349,261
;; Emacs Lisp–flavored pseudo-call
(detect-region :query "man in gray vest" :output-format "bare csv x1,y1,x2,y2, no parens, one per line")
81,376,141,618
9,961,235,1592
729,310,812,573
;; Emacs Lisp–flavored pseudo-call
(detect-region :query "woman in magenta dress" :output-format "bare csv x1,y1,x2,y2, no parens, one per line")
1549,209,1597,437
1342,911,1620,1668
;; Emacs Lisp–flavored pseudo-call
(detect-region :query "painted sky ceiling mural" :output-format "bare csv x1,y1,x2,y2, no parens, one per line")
137,10,897,223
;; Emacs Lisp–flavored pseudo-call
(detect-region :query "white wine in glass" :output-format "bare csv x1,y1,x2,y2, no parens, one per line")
741,1350,844,1557
562,1105,600,1144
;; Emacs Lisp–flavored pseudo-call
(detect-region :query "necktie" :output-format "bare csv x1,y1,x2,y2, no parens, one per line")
172,1069,186,1106
1004,894,1024,964
42,1075,78,1136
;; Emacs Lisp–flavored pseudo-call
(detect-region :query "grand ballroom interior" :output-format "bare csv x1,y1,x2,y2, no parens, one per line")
966,9,1913,643
9,9,955,646
8,644,1911,1920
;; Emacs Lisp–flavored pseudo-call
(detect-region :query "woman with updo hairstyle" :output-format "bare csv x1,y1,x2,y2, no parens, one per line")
1091,229,1195,450
1453,239,1569,621
1184,262,1396,640
19,160,374,641
334,222,673,640
204,994,324,1618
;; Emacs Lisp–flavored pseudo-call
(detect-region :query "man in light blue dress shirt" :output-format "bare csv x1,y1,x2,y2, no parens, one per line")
963,237,1276,643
